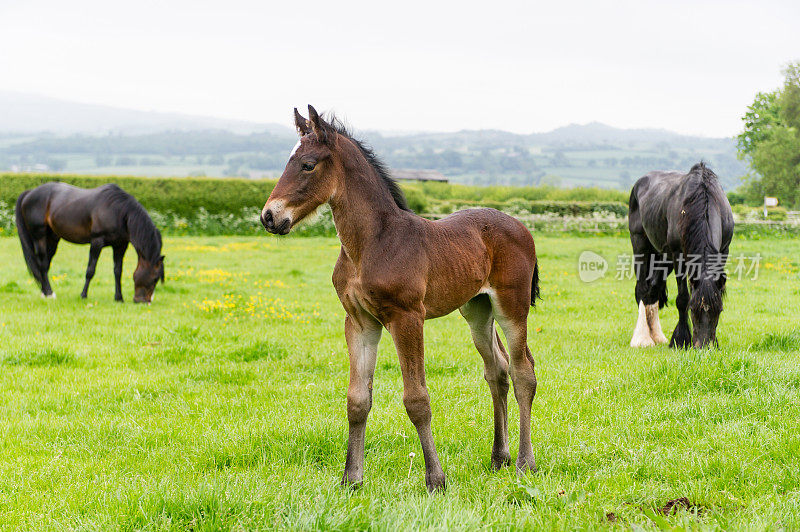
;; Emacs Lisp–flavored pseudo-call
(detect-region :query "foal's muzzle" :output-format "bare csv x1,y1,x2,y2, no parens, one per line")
261,209,291,235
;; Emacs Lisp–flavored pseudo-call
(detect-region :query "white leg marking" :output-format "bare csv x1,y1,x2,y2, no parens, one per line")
646,303,668,344
630,300,655,347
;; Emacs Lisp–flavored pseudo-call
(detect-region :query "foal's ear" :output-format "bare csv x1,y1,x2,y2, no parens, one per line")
294,108,311,136
308,104,333,145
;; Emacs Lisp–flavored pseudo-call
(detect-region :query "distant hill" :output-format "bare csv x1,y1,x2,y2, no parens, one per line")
532,122,690,145
365,125,745,189
0,91,294,136
367,122,731,150
0,93,747,190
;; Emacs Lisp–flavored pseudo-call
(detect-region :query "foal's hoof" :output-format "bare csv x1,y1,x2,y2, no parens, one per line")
515,455,537,474
341,471,363,490
491,451,513,470
425,470,447,492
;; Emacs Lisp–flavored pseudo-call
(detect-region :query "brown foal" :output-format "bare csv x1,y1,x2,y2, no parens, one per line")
262,106,540,491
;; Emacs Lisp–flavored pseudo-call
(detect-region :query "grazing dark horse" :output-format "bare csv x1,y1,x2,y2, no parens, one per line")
261,106,540,491
628,163,734,349
15,182,164,303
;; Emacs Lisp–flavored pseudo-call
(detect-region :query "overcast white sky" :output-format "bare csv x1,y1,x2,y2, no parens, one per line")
1,0,798,137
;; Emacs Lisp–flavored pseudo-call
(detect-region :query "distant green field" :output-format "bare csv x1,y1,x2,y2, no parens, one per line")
1,234,799,529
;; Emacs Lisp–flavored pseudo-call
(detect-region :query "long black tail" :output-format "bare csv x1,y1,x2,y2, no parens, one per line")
531,260,541,307
15,190,43,287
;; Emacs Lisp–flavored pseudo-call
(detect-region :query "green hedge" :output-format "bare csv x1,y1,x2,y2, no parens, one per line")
13,173,791,238
0,174,278,218
429,199,628,217
0,173,630,221
409,181,629,203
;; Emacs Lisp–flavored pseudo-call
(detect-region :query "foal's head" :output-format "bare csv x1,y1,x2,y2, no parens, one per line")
261,106,342,235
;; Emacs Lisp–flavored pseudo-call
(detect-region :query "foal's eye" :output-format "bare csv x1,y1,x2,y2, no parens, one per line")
301,161,316,172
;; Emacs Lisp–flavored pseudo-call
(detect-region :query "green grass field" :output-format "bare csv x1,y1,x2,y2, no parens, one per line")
0,234,799,530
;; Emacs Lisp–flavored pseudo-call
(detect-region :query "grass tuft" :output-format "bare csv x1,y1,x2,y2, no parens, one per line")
227,339,288,362
619,351,776,397
0,281,25,293
750,329,800,352
2,347,77,367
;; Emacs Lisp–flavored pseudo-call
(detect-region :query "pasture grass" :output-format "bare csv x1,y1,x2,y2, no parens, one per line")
0,234,799,530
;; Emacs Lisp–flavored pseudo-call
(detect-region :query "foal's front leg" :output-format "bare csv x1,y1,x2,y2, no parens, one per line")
387,311,446,492
342,313,382,487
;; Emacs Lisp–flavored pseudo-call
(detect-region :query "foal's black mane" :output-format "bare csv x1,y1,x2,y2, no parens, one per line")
679,162,726,311
325,115,411,212
99,184,162,261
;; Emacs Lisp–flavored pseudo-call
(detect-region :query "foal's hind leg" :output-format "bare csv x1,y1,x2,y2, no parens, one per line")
459,295,512,469
488,288,537,472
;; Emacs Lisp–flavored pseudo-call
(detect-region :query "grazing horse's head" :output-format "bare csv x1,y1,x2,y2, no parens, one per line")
689,275,725,348
133,255,164,303
261,106,340,235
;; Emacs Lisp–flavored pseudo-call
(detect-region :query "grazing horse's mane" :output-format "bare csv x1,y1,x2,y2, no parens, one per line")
324,114,412,212
679,162,726,312
99,184,162,262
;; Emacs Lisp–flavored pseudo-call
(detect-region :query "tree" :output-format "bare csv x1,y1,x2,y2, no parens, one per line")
737,62,800,207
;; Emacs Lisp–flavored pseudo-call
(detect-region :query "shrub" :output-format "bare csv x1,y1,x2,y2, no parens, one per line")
0,201,13,234
727,190,746,206
403,187,429,213
732,205,789,222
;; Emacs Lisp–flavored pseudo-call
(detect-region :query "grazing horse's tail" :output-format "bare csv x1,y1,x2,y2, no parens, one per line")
15,190,43,287
531,260,541,307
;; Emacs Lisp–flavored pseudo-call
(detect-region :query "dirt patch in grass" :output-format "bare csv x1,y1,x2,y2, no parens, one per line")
659,497,707,516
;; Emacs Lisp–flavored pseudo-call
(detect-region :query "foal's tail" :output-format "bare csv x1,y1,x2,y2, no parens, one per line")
15,190,43,287
531,260,541,307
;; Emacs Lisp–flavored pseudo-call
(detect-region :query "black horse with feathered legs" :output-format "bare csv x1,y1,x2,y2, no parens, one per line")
628,163,734,349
